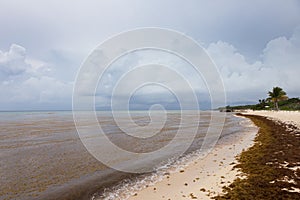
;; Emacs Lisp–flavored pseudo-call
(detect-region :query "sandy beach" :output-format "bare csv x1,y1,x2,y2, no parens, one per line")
243,110,300,128
128,115,258,200
0,111,246,200
1,111,298,199
128,111,300,200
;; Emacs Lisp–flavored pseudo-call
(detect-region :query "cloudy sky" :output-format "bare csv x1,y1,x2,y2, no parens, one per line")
1,0,300,110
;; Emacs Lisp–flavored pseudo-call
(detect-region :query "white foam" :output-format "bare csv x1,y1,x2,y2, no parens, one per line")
92,148,210,200
92,114,251,200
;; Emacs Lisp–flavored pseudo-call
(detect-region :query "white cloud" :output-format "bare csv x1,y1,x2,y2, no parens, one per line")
2,27,300,110
1,29,300,110
91,26,300,109
0,44,29,76
262,27,300,96
206,26,300,104
0,44,72,110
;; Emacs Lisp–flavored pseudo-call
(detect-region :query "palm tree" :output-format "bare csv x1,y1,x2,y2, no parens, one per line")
259,99,267,109
268,87,288,111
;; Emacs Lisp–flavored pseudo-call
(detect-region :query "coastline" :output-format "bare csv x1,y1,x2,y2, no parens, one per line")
215,111,300,199
242,110,300,128
127,114,258,200
127,111,300,200
2,111,299,199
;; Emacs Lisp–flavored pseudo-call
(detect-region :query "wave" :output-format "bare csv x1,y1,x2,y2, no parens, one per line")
92,114,254,200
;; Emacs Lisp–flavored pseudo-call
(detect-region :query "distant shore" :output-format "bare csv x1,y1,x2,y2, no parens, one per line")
128,111,300,200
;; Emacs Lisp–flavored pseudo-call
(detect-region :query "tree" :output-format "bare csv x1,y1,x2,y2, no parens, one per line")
258,99,268,109
267,87,288,111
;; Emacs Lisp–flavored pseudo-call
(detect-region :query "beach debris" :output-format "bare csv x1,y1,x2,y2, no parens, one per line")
213,114,300,199
189,193,197,199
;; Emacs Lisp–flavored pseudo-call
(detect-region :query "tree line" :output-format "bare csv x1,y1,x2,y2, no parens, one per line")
221,87,300,111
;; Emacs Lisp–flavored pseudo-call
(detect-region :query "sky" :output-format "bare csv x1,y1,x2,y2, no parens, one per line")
0,0,300,110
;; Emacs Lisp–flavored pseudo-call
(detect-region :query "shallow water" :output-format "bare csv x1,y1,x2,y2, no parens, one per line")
0,111,248,200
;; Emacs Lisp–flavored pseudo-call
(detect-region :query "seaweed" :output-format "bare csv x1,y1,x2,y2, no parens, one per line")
213,114,300,200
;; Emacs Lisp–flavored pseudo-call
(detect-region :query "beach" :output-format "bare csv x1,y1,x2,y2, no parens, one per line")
1,111,299,200
128,115,258,200
0,111,249,200
243,110,300,128
128,111,300,200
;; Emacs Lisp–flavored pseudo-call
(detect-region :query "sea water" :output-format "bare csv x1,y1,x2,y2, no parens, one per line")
0,111,253,200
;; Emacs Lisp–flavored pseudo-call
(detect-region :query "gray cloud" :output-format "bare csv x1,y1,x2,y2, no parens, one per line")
1,0,299,59
94,26,300,109
0,1,300,110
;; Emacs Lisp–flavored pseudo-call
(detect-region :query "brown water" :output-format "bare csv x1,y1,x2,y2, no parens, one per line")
0,111,246,200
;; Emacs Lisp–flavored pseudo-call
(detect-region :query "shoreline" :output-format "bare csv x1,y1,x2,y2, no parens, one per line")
127,114,258,200
214,112,300,199
241,110,300,128
127,111,300,200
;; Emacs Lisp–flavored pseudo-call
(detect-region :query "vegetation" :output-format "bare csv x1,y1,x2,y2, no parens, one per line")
219,87,300,111
223,98,300,111
267,87,288,111
213,114,300,200
277,98,300,110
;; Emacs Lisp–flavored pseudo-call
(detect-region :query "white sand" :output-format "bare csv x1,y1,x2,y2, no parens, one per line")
242,110,300,128
127,111,300,199
128,116,258,200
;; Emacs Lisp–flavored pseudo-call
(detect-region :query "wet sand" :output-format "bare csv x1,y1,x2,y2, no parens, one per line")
128,115,258,200
1,111,243,200
128,111,300,200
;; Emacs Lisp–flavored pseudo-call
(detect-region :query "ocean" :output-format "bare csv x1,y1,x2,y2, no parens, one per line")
0,111,253,200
